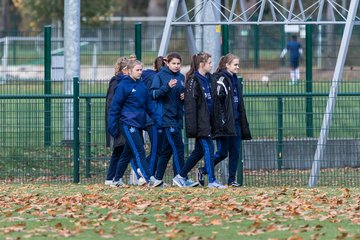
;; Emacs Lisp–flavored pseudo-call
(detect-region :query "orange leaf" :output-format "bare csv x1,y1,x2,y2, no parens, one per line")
210,219,222,226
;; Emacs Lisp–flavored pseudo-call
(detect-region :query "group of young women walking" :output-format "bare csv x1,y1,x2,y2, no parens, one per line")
105,52,251,189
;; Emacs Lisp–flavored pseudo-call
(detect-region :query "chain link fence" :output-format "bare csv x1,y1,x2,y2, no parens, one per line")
0,23,359,186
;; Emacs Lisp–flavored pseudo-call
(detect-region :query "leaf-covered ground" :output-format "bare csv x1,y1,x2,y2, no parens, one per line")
0,184,359,239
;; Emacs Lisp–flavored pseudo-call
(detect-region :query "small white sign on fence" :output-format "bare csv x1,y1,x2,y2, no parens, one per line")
52,55,64,81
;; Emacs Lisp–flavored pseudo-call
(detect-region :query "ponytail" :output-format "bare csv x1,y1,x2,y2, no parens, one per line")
114,57,128,75
154,56,165,72
185,52,212,83
185,54,198,81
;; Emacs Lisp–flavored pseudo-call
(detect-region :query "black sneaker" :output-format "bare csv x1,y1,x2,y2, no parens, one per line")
228,181,241,187
197,167,205,186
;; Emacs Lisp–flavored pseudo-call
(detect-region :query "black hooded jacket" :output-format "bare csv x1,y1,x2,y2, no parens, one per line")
184,74,213,138
211,72,252,140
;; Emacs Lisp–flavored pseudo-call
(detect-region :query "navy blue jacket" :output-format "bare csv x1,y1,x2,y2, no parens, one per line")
150,66,185,129
287,40,302,61
142,69,156,89
142,69,158,127
108,75,155,138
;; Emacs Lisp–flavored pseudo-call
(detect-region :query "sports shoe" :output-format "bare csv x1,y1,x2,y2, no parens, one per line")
197,167,205,186
228,181,241,187
137,177,147,186
104,180,114,186
184,178,199,187
137,168,145,179
113,178,127,187
148,176,163,187
208,180,227,189
172,174,186,187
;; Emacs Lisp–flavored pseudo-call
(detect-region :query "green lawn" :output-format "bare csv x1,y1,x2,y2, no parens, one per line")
0,184,359,239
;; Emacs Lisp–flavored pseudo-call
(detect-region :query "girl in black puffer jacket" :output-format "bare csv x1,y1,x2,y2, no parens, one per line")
173,52,225,188
198,53,251,187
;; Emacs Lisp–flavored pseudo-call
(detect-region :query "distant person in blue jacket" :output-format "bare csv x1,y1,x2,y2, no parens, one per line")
280,35,303,85
142,56,165,175
150,52,198,187
108,60,161,187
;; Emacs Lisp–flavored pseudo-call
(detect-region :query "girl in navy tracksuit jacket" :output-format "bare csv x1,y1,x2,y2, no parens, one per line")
105,57,143,186
172,52,226,188
141,56,165,175
105,57,141,184
150,52,197,187
108,60,159,187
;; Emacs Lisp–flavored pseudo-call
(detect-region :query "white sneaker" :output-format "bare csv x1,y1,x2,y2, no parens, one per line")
184,179,199,187
137,177,147,186
172,174,186,187
137,168,144,178
113,178,127,187
104,180,113,186
148,176,163,187
208,180,227,189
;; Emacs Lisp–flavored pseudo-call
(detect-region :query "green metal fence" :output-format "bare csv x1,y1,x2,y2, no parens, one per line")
0,23,359,186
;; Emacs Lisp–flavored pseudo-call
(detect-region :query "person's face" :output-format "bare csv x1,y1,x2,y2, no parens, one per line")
129,64,142,80
200,57,212,73
166,58,181,72
226,58,240,74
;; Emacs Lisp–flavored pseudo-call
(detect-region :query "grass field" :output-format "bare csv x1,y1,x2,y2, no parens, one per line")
0,184,359,239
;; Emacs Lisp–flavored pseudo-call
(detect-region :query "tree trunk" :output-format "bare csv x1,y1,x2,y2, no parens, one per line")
147,0,166,16
325,4,336,69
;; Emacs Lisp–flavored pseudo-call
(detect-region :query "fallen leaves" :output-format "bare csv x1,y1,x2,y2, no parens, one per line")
0,185,359,239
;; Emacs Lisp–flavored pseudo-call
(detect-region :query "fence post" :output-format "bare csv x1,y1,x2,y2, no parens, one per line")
120,15,125,56
253,25,260,68
73,76,80,183
277,97,283,170
221,24,229,55
280,26,286,66
306,20,314,137
44,25,52,147
13,33,17,65
135,22,142,60
85,98,91,178
236,77,244,186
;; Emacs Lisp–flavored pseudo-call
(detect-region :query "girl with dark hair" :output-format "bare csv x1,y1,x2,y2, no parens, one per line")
142,56,166,175
150,52,198,187
198,53,251,187
173,52,225,188
108,60,161,187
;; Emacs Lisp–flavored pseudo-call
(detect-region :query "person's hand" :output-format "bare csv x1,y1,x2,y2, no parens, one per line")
168,79,177,88
180,93,184,100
